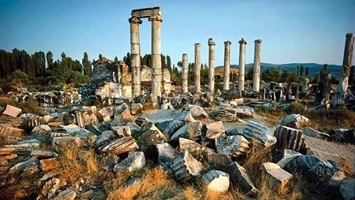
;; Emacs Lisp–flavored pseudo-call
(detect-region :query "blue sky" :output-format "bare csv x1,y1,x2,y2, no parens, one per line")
1,0,354,67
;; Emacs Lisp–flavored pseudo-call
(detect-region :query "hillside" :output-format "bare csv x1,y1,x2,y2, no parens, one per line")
216,63,343,79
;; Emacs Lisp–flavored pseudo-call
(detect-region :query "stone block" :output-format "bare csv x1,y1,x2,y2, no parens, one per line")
228,162,258,197
3,105,22,117
260,162,293,190
243,121,276,147
170,150,205,182
114,151,146,173
206,121,224,139
215,134,250,157
202,170,230,192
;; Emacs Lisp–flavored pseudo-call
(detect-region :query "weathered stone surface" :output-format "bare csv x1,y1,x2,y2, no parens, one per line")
178,138,214,155
280,114,311,129
187,121,202,141
42,178,61,199
214,104,237,122
0,125,24,137
31,125,51,134
31,150,58,158
234,106,254,118
126,121,141,132
228,162,258,197
113,126,131,137
215,134,250,157
138,122,168,149
206,152,232,170
189,105,209,119
274,125,306,153
243,121,276,147
163,111,195,136
98,106,114,122
260,162,293,190
93,130,117,149
202,170,230,192
114,151,146,173
8,157,38,174
170,124,188,142
3,105,22,117
340,178,355,200
0,154,18,161
276,149,302,168
329,128,355,144
146,143,177,171
284,155,335,184
40,158,60,171
328,170,346,187
225,126,242,135
98,136,139,155
52,136,86,150
305,146,345,168
56,188,76,200
113,103,132,120
171,150,205,182
206,121,224,139
302,126,330,139
131,103,143,115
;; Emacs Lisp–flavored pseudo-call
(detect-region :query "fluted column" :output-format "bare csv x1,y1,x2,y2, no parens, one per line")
149,15,163,105
194,43,201,93
129,17,142,97
223,41,232,90
182,53,188,93
238,38,247,91
253,39,262,92
208,38,216,93
338,33,354,93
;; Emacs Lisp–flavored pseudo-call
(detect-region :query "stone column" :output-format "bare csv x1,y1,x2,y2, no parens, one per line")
149,15,163,105
238,38,247,92
129,17,142,98
223,41,231,91
182,53,188,93
194,43,201,93
253,39,262,92
338,33,354,93
208,38,216,93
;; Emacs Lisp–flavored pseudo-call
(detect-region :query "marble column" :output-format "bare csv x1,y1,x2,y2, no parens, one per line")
253,39,262,92
238,38,247,92
149,15,163,104
182,53,188,93
129,17,142,97
338,33,354,93
208,38,216,94
194,43,201,93
223,41,231,91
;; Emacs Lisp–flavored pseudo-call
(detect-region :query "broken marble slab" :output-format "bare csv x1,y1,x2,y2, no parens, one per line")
215,134,250,157
163,111,195,136
170,150,206,183
41,178,63,199
56,188,76,200
301,126,330,139
233,106,254,118
205,152,232,170
228,162,258,197
276,149,302,168
280,114,310,129
31,150,58,158
98,136,139,155
2,104,22,117
340,178,355,200
260,162,293,190
186,121,202,141
98,106,114,122
114,151,146,173
8,157,39,174
243,121,276,147
284,155,335,184
138,122,168,150
131,103,143,115
113,126,132,137
202,170,230,192
145,143,177,172
188,105,209,120
178,138,214,155
274,125,306,153
205,121,224,140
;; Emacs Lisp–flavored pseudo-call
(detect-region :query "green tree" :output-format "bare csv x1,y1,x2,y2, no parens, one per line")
305,66,310,77
99,54,103,61
46,51,53,70
300,65,304,78
82,52,92,77
166,55,172,71
246,66,254,80
114,56,119,62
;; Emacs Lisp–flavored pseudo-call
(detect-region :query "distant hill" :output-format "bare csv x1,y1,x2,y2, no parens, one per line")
216,63,343,80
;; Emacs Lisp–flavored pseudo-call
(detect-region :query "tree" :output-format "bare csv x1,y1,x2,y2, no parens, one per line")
166,55,172,71
305,66,310,77
246,66,254,80
82,52,92,77
114,56,118,62
99,54,103,61
46,51,53,70
300,65,304,78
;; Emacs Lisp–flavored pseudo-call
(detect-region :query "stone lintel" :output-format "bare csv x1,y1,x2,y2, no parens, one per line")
132,7,161,19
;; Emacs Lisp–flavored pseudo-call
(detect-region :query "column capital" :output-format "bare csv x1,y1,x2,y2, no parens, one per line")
254,39,262,43
148,15,163,22
129,17,142,24
208,38,215,46
194,43,201,47
238,38,247,45
224,40,232,45
346,33,353,38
